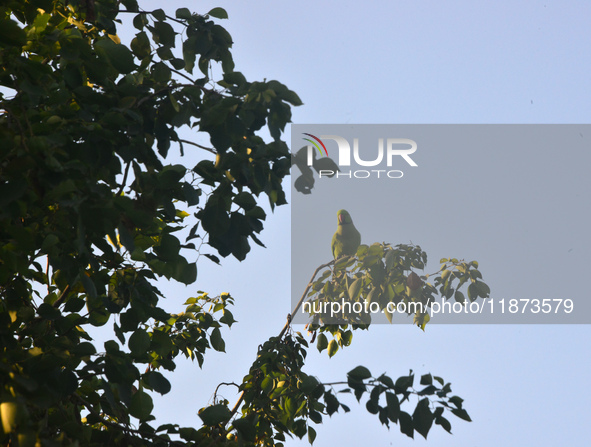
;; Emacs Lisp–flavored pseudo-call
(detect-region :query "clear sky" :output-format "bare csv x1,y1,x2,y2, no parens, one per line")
129,1,591,446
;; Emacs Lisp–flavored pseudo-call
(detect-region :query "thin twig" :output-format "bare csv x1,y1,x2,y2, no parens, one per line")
114,10,187,27
135,82,220,108
53,285,71,308
278,259,335,340
177,139,216,154
117,161,131,196
213,382,240,401
73,394,185,446
46,257,51,294
169,67,200,85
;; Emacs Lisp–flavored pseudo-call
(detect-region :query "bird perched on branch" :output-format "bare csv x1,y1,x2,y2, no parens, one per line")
331,209,361,259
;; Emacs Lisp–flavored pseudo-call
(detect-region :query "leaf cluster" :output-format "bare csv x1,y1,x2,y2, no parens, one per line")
0,1,295,445
305,243,490,342
195,332,471,445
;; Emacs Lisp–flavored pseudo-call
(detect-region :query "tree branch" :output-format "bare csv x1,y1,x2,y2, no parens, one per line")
169,68,200,85
114,9,187,27
117,161,131,196
53,285,71,308
224,258,336,428
278,259,335,340
213,382,240,402
177,139,216,154
73,394,185,446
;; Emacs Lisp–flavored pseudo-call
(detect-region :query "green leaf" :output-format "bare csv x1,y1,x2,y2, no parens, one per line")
151,21,176,47
219,309,236,326
208,7,229,19
316,333,328,352
170,58,185,70
308,426,317,444
80,274,97,299
130,31,151,59
234,192,256,210
204,254,220,265
348,278,362,300
72,342,96,357
57,370,78,396
179,427,199,441
418,385,437,396
199,404,231,426
451,408,472,422
385,392,400,422
152,62,171,82
147,371,171,395
129,391,154,421
324,391,339,415
0,18,26,46
104,340,120,354
449,395,464,408
399,411,414,438
378,374,395,389
284,397,296,418
95,39,136,74
384,307,393,323
200,194,230,234
282,89,303,106
176,8,192,19
365,398,379,414
129,329,150,356
37,303,60,320
327,339,338,358
151,9,166,21
412,398,433,439
118,224,136,253
224,71,247,86
309,410,322,424
233,417,257,441
176,260,197,285
347,366,372,381
261,376,273,395
469,269,483,280
476,281,490,298
155,234,180,260
420,373,432,385
395,373,414,391
152,330,173,356
466,282,478,302
300,375,319,394
182,183,201,206
293,419,307,439
341,330,353,346
87,301,110,327
435,414,452,433
41,234,59,252
210,327,225,352
133,13,149,30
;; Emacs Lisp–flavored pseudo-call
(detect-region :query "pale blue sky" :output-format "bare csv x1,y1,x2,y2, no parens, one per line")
126,1,591,446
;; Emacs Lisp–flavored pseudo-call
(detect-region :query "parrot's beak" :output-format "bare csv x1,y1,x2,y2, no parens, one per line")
338,214,344,224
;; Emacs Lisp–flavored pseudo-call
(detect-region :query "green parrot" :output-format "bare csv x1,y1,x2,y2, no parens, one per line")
331,209,361,259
